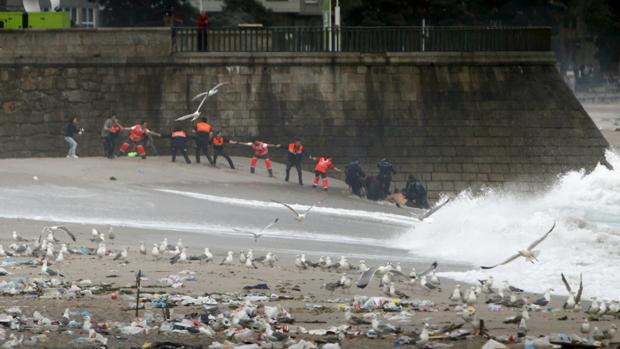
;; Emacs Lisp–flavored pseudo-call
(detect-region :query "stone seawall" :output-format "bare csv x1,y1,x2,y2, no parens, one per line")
0,28,609,197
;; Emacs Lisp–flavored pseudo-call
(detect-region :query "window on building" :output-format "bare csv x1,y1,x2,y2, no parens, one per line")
67,7,95,27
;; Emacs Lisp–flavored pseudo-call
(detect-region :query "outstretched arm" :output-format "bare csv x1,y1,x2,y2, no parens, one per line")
147,130,162,137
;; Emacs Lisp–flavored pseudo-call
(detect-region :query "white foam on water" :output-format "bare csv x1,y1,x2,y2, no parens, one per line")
390,150,620,299
0,212,390,248
155,188,415,225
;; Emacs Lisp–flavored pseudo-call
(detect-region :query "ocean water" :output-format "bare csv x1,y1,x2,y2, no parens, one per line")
390,150,620,299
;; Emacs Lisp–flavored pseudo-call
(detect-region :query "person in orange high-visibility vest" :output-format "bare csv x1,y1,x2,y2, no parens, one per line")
119,121,161,159
235,139,280,177
169,127,191,164
194,117,214,165
212,131,235,169
283,138,306,185
311,155,341,191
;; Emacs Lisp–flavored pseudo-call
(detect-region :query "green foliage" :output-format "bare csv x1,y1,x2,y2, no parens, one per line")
210,0,285,27
92,0,197,27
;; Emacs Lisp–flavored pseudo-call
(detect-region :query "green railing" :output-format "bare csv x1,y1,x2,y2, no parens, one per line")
172,26,551,53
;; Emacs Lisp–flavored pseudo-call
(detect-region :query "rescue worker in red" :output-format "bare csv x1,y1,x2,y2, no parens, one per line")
311,155,341,191
196,11,209,52
284,138,305,185
169,127,191,164
237,139,280,177
119,121,161,159
194,117,214,165
212,131,235,169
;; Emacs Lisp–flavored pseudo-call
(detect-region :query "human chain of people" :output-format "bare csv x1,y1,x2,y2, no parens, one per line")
63,113,430,209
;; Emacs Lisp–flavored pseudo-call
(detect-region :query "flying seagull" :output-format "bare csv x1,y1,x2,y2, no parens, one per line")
175,82,229,122
356,261,437,289
480,221,556,269
43,226,77,242
234,218,279,242
561,272,583,309
271,200,323,222
414,198,451,221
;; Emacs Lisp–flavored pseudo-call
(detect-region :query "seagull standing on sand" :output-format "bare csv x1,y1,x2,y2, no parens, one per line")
203,248,213,262
450,284,463,303
235,218,279,242
220,251,234,265
175,82,229,122
533,288,553,307
41,260,63,277
481,221,556,269
271,200,323,222
96,243,106,258
151,244,160,259
12,231,28,242
466,287,477,305
139,242,146,255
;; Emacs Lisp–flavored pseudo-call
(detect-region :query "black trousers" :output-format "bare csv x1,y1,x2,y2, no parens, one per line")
197,31,207,52
285,160,303,184
172,143,191,164
213,148,235,169
348,177,364,197
103,134,117,159
195,137,214,165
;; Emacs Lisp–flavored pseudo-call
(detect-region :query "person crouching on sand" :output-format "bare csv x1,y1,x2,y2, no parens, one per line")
119,121,161,159
236,139,280,177
311,155,341,191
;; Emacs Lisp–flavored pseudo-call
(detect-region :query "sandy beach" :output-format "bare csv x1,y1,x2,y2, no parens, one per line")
0,157,617,348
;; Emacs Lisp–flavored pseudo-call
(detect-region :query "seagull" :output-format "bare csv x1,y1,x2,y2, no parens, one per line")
139,242,146,255
234,218,279,242
107,226,115,240
12,231,28,242
113,248,128,261
96,243,106,258
450,284,463,303
220,251,234,265
41,259,63,277
421,275,441,293
55,250,64,263
271,200,323,222
43,226,77,242
466,286,477,305
480,221,556,269
203,248,213,263
175,82,229,122
561,272,583,309
170,248,187,264
356,261,437,289
151,244,160,259
532,288,553,307
581,318,591,335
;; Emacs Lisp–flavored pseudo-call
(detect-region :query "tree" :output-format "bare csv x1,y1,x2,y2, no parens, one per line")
91,0,197,27
210,0,286,27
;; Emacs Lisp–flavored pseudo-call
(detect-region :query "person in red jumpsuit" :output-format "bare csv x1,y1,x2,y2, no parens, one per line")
119,121,161,159
235,139,280,177
311,155,341,191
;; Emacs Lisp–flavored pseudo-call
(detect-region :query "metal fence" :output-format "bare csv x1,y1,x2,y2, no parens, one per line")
172,26,551,53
